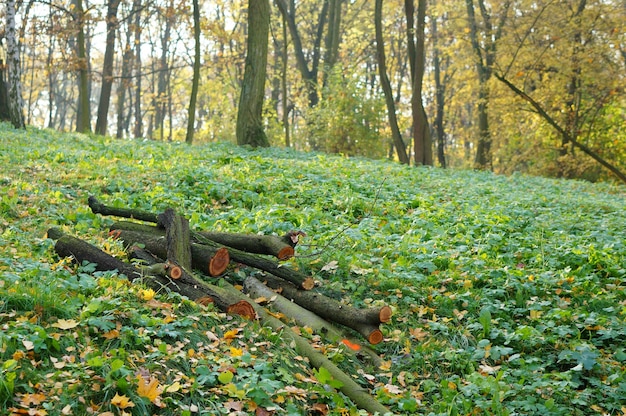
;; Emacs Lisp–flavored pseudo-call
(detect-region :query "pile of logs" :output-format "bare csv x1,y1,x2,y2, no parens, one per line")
47,196,394,414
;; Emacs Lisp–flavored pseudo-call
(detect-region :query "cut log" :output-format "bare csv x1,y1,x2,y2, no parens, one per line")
157,208,193,271
244,276,382,367
195,230,298,260
47,227,142,281
88,195,159,223
114,229,229,277
47,228,254,320
110,224,315,290
258,274,390,344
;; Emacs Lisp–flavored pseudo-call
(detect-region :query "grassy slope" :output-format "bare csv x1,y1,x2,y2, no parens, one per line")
1,123,625,415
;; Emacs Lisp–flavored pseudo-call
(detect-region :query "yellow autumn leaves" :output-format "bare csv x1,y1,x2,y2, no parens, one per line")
110,374,183,411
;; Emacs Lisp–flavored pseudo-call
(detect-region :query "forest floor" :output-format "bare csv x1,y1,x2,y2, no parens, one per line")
1,122,625,415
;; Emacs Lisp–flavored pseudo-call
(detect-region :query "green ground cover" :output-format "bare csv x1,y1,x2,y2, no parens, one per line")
1,123,625,415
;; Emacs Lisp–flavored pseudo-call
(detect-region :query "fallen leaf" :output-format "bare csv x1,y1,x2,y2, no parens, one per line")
321,260,339,273
22,339,34,351
137,376,161,402
52,319,79,330
111,393,135,409
409,327,428,341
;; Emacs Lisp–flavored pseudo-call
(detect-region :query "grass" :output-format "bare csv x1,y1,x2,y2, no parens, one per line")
1,122,625,415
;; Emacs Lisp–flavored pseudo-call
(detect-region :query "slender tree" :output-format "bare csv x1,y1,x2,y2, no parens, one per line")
74,0,91,133
406,0,432,165
5,0,26,129
465,0,510,169
95,0,121,135
185,0,201,144
236,0,270,147
374,0,409,164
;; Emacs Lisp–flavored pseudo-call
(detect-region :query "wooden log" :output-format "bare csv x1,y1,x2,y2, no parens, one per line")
88,195,159,223
244,276,383,368
216,280,391,415
157,208,193,271
258,274,390,344
110,224,315,290
195,230,300,260
47,228,254,320
113,229,229,277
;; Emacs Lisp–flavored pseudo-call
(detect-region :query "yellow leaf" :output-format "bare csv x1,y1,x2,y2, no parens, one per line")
139,288,155,301
223,328,239,339
137,376,161,402
163,381,181,393
409,327,428,342
111,393,135,409
52,319,79,330
229,347,243,357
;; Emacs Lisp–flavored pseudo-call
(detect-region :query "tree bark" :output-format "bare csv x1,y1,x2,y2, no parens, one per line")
432,15,447,168
157,208,193,271
5,0,26,129
185,0,201,144
375,0,409,165
95,0,121,135
236,0,270,147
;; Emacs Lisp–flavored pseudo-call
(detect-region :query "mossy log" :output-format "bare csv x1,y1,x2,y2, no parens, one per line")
258,274,391,344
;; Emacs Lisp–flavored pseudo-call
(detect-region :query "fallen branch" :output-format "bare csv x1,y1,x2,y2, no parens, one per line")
90,196,301,260
110,223,315,290
259,274,391,344
47,228,255,320
244,276,383,368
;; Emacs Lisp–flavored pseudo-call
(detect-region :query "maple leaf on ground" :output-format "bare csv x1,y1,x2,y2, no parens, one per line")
409,327,428,341
111,393,135,409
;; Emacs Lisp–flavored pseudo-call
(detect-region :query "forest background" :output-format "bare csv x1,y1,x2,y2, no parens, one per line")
0,0,625,182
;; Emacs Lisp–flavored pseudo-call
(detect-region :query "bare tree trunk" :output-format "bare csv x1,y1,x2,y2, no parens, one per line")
322,0,342,88
116,22,133,138
375,0,409,164
280,12,290,147
466,0,510,170
132,0,143,139
408,0,432,166
5,0,26,129
74,0,91,133
95,0,121,136
185,0,201,144
432,15,447,168
236,0,270,147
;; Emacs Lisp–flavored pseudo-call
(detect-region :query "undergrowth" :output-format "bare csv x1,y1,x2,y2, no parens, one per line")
1,122,625,415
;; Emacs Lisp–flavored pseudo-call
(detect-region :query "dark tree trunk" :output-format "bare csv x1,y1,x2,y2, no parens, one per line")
375,0,409,164
236,0,270,147
95,0,121,136
432,16,447,168
407,0,432,166
74,0,91,133
132,0,143,139
186,0,201,144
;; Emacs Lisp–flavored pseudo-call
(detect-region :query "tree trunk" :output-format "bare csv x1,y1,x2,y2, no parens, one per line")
236,0,270,147
74,0,91,133
375,0,409,165
322,0,342,89
5,0,26,129
132,0,143,139
409,0,432,166
432,15,447,168
466,0,510,170
186,0,201,144
275,0,328,109
116,26,134,138
95,0,121,136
